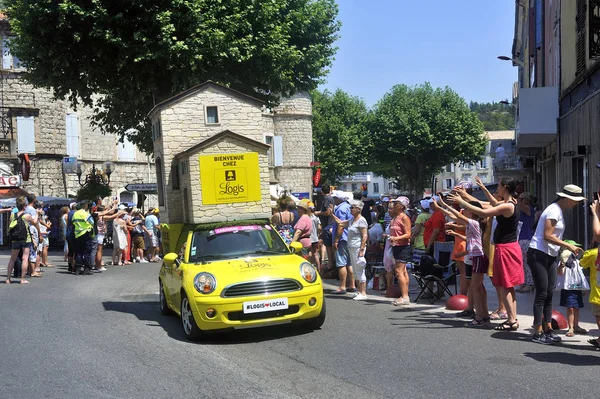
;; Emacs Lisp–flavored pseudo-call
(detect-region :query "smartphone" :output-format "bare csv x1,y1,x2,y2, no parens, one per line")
594,191,599,201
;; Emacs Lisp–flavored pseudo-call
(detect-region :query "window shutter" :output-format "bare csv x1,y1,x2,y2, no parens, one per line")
66,114,80,157
16,116,35,153
273,136,283,167
118,137,136,161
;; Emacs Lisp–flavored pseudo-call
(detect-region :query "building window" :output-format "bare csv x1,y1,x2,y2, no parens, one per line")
576,0,587,75
265,135,274,166
2,38,23,71
445,179,453,190
152,118,162,141
462,173,471,180
351,183,358,191
16,116,35,154
373,183,379,194
205,106,219,124
388,182,393,191
118,136,136,161
66,114,80,157
273,136,283,167
172,163,180,190
156,156,165,206
462,162,471,170
180,159,189,175
478,173,487,180
480,157,488,169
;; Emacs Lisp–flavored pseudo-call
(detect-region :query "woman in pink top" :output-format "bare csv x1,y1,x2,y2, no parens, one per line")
388,196,412,306
292,201,313,258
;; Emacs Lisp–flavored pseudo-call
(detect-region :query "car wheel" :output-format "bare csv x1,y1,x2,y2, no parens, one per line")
303,299,326,330
180,293,203,341
159,281,173,316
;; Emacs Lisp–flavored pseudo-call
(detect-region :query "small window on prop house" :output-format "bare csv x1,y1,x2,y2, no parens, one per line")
172,163,180,190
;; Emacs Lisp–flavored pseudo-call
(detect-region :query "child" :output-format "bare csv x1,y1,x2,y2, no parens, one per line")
587,199,600,349
436,197,489,326
28,219,42,277
558,246,588,337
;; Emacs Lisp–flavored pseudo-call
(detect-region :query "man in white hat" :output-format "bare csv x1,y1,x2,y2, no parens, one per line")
330,191,356,294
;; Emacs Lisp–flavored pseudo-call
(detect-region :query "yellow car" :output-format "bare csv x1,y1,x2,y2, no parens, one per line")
159,221,325,340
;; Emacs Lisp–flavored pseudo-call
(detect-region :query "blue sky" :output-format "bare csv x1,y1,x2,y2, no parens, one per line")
320,0,517,107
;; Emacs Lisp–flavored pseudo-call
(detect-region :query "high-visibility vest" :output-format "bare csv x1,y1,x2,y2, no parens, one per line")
73,209,94,238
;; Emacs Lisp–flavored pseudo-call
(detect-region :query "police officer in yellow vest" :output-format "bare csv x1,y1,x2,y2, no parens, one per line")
73,201,95,275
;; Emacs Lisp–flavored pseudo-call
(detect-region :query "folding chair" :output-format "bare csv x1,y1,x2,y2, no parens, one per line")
412,242,457,304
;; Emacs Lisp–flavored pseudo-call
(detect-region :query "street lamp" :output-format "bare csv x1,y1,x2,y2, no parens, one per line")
76,161,87,186
498,55,524,68
102,161,116,184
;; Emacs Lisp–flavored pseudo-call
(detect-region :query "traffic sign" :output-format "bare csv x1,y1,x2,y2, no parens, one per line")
125,183,158,192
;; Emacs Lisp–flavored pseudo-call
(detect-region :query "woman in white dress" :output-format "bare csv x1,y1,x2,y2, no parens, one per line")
112,213,128,265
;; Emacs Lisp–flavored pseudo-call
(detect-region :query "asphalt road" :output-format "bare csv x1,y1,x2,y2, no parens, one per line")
1,252,599,399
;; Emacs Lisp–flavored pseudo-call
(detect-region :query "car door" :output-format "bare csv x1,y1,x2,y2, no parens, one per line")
169,231,190,310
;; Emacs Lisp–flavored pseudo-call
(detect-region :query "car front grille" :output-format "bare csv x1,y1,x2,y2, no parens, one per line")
221,279,302,298
227,305,300,321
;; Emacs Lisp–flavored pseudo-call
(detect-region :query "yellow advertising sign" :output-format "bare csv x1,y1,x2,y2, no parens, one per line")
199,152,262,204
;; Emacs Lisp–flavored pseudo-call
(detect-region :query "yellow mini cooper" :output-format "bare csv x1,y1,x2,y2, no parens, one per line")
158,221,325,340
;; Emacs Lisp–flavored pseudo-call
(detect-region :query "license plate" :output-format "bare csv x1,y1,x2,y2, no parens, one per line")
243,298,289,314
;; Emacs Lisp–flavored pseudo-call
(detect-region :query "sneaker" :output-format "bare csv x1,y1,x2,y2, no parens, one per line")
352,293,367,301
99,267,107,272
573,326,588,335
135,257,141,263
532,332,555,345
456,309,475,318
93,269,102,273
140,259,149,263
545,329,562,343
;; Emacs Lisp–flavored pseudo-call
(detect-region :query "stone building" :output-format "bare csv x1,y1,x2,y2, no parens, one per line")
0,14,156,206
148,81,313,225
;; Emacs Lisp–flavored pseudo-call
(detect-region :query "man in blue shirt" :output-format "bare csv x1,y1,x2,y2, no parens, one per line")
331,191,355,294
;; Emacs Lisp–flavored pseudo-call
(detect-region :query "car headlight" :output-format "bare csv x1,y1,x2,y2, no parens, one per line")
193,273,217,294
300,262,317,283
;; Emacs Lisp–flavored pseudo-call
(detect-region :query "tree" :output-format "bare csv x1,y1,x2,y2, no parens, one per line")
370,83,487,198
6,0,341,153
311,89,371,184
469,101,515,131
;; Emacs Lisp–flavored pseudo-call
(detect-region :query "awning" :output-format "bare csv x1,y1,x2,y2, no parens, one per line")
0,187,29,199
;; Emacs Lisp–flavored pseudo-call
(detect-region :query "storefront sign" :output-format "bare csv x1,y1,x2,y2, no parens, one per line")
62,157,78,174
0,175,21,187
199,152,261,204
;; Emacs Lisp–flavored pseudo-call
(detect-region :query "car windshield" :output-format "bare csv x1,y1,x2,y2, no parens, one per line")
189,224,290,262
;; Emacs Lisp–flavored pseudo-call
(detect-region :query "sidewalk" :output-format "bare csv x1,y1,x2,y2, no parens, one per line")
322,273,600,348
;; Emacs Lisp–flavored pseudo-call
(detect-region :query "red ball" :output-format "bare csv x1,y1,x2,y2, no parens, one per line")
446,294,469,310
551,310,568,330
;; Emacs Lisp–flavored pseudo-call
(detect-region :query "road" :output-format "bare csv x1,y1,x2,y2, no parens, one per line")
1,252,599,399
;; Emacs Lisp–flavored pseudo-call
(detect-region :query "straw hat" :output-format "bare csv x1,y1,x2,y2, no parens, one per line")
557,184,585,202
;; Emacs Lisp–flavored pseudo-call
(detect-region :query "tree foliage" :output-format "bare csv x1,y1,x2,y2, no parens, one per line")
311,89,371,184
370,83,487,198
469,101,515,131
6,0,341,153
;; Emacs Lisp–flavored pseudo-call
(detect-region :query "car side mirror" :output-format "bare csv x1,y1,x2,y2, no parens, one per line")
163,252,181,268
289,242,303,254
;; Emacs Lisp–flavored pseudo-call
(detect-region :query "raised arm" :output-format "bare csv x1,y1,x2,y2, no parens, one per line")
435,197,468,225
474,176,499,206
448,193,513,219
590,200,600,243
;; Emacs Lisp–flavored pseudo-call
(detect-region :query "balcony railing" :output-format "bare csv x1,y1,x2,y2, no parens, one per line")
490,151,522,171
0,107,14,140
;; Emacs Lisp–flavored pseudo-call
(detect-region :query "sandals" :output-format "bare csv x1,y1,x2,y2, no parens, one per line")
588,338,600,349
392,298,410,306
494,320,519,331
468,318,486,327
489,310,508,320
566,329,575,337
573,326,588,335
19,280,30,285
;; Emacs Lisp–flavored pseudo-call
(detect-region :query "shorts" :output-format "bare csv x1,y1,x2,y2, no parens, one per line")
96,234,105,245
392,245,412,263
471,255,489,274
592,303,600,317
11,241,28,250
42,237,49,248
321,225,333,247
335,240,349,267
28,242,37,262
133,235,145,250
150,234,159,247
560,290,584,309
348,246,367,283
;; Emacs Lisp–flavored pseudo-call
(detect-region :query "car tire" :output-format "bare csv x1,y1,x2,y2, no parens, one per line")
159,280,173,316
303,299,326,330
180,292,204,341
